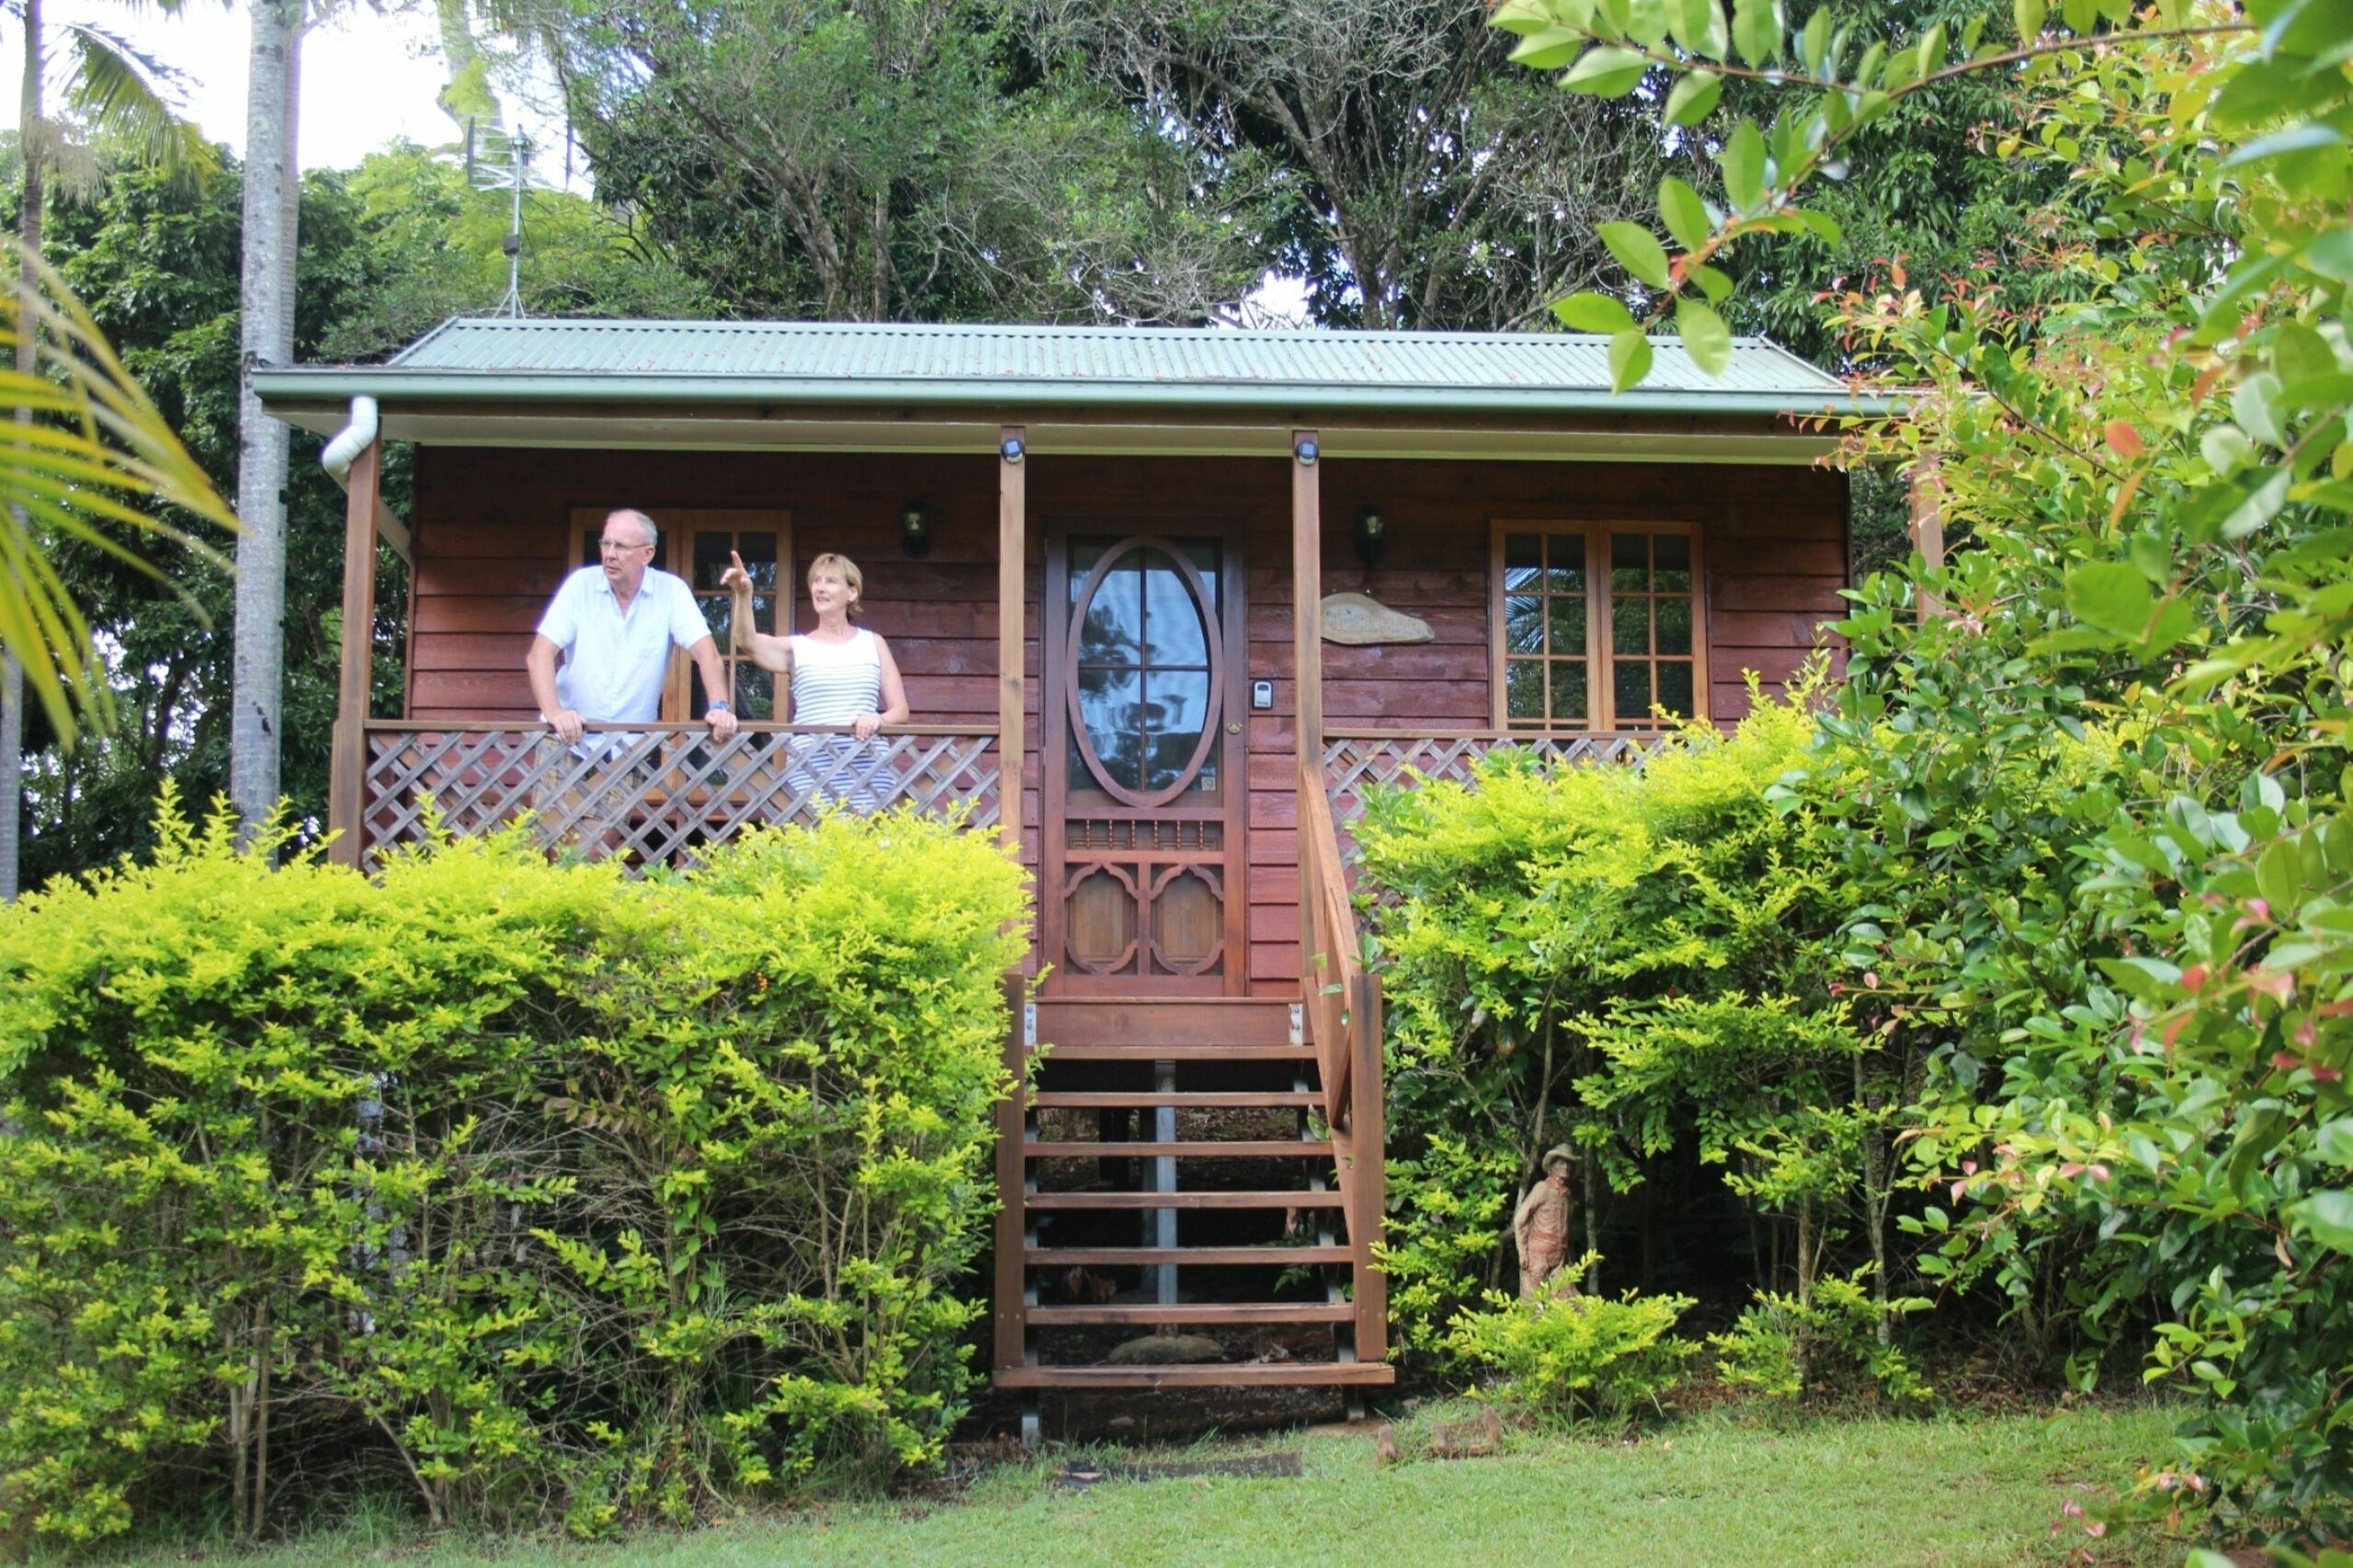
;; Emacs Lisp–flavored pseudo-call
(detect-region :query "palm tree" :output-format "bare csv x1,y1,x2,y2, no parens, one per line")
4,0,231,899
229,0,301,840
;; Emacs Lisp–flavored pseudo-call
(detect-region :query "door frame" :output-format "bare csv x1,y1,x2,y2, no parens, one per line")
1040,517,1250,997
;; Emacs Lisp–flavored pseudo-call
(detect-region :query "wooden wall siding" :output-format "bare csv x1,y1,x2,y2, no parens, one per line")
409,446,1847,994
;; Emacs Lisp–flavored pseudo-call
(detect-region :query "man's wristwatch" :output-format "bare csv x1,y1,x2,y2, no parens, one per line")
707,701,731,715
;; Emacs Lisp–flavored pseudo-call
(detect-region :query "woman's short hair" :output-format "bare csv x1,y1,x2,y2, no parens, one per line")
807,552,865,619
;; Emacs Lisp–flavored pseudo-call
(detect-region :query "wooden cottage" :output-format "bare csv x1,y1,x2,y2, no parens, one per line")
255,319,1869,1419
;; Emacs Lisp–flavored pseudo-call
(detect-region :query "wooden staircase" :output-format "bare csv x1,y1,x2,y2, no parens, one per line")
991,995,1392,1423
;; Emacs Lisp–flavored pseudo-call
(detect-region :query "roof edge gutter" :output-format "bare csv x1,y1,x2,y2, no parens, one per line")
253,368,1909,421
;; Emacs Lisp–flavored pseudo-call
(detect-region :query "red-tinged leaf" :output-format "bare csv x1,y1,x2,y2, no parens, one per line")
2316,1065,2345,1084
2105,419,2143,458
2319,1000,2353,1017
2250,968,2294,1004
1961,1160,1978,1175
1949,1180,1967,1204
2163,1015,2189,1048
2249,898,2272,921
2273,1051,2301,1070
2182,963,2207,993
2085,1521,2107,1539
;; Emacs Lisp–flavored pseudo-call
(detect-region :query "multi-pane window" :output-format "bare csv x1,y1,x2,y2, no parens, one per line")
1492,521,1704,730
569,507,790,721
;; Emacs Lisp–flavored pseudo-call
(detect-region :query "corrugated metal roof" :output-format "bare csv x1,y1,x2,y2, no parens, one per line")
382,317,1846,399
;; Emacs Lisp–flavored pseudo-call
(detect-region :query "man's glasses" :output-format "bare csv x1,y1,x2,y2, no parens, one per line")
599,540,652,555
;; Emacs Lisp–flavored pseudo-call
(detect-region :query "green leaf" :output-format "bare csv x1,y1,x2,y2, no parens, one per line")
1665,70,1724,125
2062,0,2096,32
2014,0,2047,39
2222,123,2348,172
1677,298,1733,377
1792,208,1843,244
1690,263,1733,302
1509,28,1591,70
2291,1189,2353,1252
1658,176,1711,251
1563,45,1652,96
1608,327,1655,392
1553,291,1639,334
1732,0,1780,64
1671,0,1730,59
1721,119,1768,210
2307,228,2353,283
1800,7,1830,73
1625,0,1672,47
2064,562,2154,640
2221,470,2291,541
2318,1119,2353,1167
1599,222,1674,289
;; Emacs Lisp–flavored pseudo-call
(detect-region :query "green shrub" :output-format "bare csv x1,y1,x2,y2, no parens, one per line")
1706,1267,1931,1408
0,791,1029,1544
1442,1269,1697,1420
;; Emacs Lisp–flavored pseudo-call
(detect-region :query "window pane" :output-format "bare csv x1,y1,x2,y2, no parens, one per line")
1506,659,1544,722
1550,660,1588,723
1141,670,1213,792
581,532,601,568
1547,594,1586,655
1654,533,1691,593
1544,534,1585,595
1612,596,1651,655
692,531,738,591
1076,561,1143,665
1141,549,1210,665
704,595,734,649
1504,532,1542,591
735,663,776,722
1611,532,1648,594
1656,596,1692,654
1614,660,1653,722
1657,661,1694,719
1506,594,1544,653
1075,667,1143,790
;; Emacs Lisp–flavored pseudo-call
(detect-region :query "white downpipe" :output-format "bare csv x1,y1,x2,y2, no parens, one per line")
321,394,378,486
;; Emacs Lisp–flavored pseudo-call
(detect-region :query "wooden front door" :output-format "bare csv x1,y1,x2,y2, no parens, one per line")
1042,526,1248,996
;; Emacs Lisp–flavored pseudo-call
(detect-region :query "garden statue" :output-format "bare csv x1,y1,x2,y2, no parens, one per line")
1513,1143,1578,1300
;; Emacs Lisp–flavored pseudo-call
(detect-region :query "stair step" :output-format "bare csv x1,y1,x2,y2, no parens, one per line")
1027,1245,1353,1266
995,1362,1394,1389
1024,1190,1344,1210
1042,1043,1317,1062
1029,1302,1355,1326
1034,998,1299,1051
1025,1141,1334,1160
1031,1091,1321,1109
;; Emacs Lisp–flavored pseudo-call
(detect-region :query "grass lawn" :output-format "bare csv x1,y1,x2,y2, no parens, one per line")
103,1401,2190,1568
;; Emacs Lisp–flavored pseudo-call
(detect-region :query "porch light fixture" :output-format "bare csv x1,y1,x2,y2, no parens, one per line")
900,501,932,559
1355,504,1386,569
1001,436,1026,463
1294,437,1319,465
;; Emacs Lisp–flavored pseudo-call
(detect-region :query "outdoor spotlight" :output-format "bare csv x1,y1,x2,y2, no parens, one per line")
900,501,932,559
1295,437,1319,465
1001,436,1026,462
1356,504,1386,569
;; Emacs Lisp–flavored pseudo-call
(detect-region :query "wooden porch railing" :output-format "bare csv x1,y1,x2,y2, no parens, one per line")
355,722,1001,869
1321,729,1668,831
1298,757,1389,1366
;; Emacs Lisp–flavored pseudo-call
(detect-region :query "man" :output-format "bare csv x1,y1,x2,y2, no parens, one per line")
526,508,740,746
526,509,738,853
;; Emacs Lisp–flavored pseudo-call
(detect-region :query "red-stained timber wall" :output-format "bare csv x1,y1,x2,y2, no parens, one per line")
409,447,1847,994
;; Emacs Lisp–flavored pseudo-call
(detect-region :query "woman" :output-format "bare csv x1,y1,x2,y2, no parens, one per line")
722,550,909,812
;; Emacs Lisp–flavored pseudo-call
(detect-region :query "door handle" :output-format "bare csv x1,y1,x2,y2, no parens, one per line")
1227,722,1243,733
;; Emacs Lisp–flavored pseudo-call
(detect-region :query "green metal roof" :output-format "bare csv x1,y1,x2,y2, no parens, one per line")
254,317,1884,419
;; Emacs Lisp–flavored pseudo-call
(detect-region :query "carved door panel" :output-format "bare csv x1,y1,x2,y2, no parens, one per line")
1042,527,1248,996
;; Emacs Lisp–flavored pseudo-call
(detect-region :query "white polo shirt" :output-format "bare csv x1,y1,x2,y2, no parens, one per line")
536,565,713,723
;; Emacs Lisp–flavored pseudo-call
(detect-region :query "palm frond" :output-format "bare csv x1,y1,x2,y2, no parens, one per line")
2,246,239,747
57,23,221,186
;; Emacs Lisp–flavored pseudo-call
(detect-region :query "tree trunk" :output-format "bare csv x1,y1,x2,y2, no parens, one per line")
232,0,302,838
5,0,46,903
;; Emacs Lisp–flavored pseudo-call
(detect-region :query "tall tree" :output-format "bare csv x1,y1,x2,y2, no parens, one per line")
230,0,301,835
4,0,219,898
537,0,1269,323
1027,0,1667,328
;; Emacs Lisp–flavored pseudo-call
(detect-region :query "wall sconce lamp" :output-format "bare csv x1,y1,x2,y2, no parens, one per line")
1294,437,1319,465
900,501,932,559
1000,436,1026,463
1355,505,1386,570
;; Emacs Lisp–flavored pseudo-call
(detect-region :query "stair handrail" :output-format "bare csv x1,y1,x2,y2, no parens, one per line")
1298,759,1363,1128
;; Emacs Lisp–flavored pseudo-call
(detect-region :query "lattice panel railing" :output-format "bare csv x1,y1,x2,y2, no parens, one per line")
1321,730,1668,835
360,724,1001,870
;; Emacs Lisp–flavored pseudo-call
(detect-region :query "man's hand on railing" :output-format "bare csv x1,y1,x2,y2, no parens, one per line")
542,707,587,745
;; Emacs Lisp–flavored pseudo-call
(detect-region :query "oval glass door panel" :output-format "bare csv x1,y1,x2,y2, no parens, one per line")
1066,538,1222,807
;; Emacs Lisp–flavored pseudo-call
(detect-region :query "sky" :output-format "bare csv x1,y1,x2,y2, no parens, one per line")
0,2,563,176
